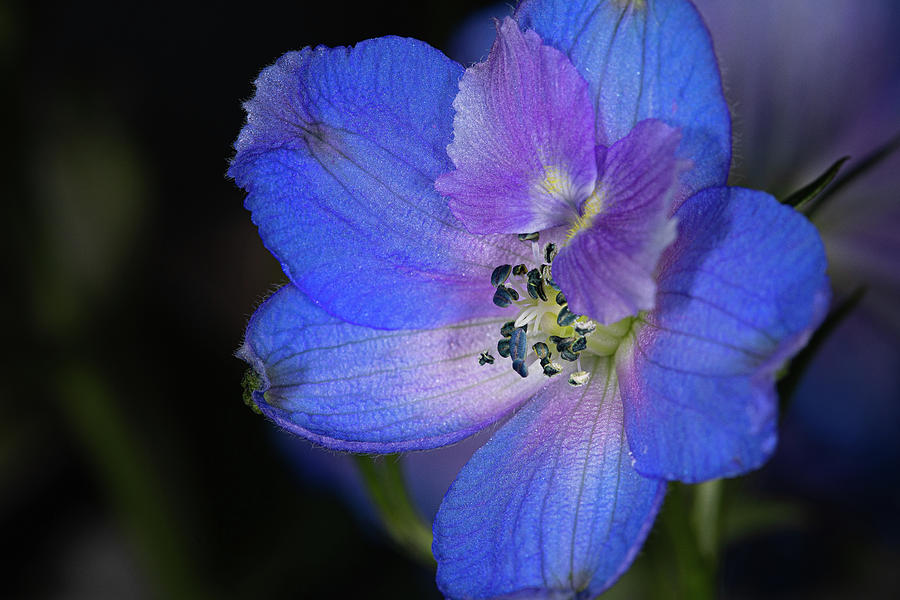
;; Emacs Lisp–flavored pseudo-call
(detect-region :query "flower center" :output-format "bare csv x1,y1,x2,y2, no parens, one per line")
479,233,633,386
565,186,606,241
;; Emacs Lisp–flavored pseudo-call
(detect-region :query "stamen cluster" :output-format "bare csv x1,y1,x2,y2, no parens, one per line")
478,233,594,386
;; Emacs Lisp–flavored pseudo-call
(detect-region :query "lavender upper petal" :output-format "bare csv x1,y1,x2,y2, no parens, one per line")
516,0,731,209
437,18,598,234
553,119,681,324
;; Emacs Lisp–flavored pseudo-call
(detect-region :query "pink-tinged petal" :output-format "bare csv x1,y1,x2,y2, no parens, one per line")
554,119,681,324
436,17,598,234
619,187,830,482
240,285,548,452
434,357,666,599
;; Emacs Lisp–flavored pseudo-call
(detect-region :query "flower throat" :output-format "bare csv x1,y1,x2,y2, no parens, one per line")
478,232,633,387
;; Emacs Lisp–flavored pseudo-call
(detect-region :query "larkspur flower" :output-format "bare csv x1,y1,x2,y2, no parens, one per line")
229,1,829,597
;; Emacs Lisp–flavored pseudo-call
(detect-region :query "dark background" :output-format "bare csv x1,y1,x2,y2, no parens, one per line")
4,1,899,598
5,1,499,597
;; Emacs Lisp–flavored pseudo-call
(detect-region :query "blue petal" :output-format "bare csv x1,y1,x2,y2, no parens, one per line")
554,119,681,325
434,358,666,599
618,187,830,482
516,0,731,208
229,37,532,330
239,285,549,452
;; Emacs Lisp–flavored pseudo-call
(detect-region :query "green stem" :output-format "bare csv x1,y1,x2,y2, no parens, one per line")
692,479,723,564
655,482,719,600
354,455,435,566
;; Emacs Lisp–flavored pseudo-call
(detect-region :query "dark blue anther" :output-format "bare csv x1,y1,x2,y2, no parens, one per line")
557,305,577,326
493,286,513,307
560,349,579,362
527,268,541,283
535,279,548,302
490,264,512,287
532,342,550,359
555,337,574,352
571,337,587,352
512,264,528,277
526,280,539,299
540,264,553,281
544,243,558,263
556,292,567,306
518,232,539,242
509,327,528,363
497,338,511,358
506,286,520,301
500,321,516,337
478,351,495,365
512,359,528,378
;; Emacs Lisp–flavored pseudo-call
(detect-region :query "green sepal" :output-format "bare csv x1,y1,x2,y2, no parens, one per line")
240,368,263,415
354,455,435,566
780,156,848,211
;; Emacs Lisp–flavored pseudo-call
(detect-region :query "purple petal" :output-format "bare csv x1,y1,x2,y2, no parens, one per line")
516,0,731,209
240,285,548,452
229,37,533,330
434,358,666,599
553,119,681,325
618,187,830,482
436,17,598,234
